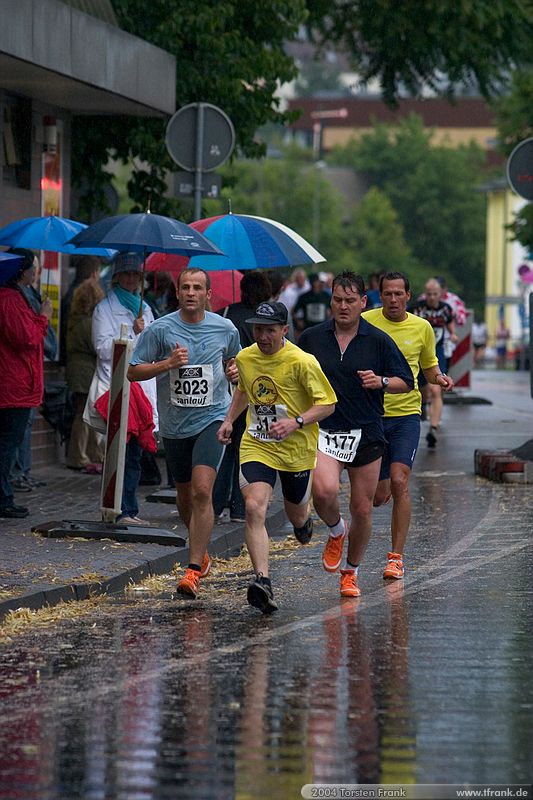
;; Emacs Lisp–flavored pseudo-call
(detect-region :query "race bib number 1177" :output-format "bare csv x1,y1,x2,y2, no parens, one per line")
318,428,361,462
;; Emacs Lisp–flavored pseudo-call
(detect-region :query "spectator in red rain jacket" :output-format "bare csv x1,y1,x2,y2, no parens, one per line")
0,254,53,518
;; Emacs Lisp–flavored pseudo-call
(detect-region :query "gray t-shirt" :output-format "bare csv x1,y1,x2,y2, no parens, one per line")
131,310,240,438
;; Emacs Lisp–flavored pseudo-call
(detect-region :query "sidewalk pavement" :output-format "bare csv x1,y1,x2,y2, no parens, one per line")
0,464,287,621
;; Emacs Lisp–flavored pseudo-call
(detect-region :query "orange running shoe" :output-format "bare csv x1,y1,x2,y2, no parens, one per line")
322,523,347,573
176,568,201,598
200,552,211,578
340,569,361,598
383,552,404,580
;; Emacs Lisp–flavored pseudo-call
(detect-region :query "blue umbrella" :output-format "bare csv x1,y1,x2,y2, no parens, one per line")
185,213,326,270
66,213,225,257
0,216,116,258
0,252,24,286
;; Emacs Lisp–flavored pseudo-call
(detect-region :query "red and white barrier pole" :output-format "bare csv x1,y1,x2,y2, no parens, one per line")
100,324,133,522
449,310,473,388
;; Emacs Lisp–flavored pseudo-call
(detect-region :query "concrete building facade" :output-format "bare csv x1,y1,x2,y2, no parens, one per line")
1,0,176,466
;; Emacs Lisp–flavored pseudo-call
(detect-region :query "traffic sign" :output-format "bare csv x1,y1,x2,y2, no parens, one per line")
165,103,235,173
506,138,533,201
174,171,221,199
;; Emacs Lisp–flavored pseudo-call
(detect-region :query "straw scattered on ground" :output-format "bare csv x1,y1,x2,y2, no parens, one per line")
0,595,108,644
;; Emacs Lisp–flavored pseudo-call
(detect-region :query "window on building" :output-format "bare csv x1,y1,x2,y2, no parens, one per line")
2,94,32,190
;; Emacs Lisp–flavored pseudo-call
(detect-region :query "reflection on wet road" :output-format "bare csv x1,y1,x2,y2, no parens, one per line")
0,373,532,798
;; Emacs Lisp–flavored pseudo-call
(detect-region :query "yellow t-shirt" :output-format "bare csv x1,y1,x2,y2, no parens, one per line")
237,340,337,471
362,309,438,417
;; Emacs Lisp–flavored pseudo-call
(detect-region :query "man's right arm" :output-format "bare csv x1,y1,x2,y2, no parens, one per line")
128,360,171,382
128,339,189,382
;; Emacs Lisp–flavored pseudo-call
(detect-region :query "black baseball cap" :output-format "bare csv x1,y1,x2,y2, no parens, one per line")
246,301,288,325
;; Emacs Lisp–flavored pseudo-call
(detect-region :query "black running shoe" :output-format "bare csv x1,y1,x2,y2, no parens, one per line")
247,575,278,614
294,517,313,544
0,504,29,518
426,429,437,448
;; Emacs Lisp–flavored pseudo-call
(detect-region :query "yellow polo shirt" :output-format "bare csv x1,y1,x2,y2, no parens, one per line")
237,340,337,471
363,309,438,417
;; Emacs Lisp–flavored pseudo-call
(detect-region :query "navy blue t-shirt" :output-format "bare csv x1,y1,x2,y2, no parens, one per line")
298,318,414,440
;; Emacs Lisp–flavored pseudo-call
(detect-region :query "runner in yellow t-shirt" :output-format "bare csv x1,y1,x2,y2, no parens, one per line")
218,301,336,613
363,272,454,582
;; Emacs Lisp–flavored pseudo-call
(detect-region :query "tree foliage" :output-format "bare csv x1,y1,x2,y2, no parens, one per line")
329,115,488,306
72,0,306,220
72,0,533,221
492,67,533,254
493,68,533,154
204,149,355,271
348,187,422,281
305,0,533,105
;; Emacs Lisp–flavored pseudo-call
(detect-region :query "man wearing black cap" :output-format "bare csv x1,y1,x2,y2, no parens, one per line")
217,301,337,613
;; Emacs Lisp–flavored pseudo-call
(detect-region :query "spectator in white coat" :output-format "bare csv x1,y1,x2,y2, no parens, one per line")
89,252,158,524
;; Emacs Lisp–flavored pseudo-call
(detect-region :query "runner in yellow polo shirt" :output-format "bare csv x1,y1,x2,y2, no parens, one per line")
217,301,336,613
363,271,454,581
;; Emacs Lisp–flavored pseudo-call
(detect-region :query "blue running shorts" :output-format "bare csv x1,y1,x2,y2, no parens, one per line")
379,414,421,480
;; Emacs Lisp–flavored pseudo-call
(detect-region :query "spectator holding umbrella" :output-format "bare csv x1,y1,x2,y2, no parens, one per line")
0,253,52,518
88,252,158,524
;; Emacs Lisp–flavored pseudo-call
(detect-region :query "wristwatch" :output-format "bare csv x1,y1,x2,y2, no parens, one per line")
295,415,305,429
381,376,390,389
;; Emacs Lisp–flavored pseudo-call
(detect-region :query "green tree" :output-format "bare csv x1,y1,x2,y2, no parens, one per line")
493,68,533,152
348,187,425,284
293,58,346,98
72,0,307,219
72,0,533,219
305,0,533,105
329,115,487,307
205,150,354,271
493,68,533,254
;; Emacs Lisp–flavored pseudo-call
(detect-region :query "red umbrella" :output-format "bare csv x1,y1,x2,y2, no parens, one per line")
145,252,241,312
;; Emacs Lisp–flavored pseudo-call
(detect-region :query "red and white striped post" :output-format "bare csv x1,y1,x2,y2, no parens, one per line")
449,310,473,388
100,324,133,522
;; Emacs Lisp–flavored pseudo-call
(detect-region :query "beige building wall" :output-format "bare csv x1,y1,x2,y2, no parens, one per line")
323,126,496,151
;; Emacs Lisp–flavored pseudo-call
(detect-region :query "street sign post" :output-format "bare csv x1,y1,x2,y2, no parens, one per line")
174,171,222,199
165,103,235,219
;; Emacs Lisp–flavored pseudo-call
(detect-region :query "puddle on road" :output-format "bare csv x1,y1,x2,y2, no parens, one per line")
0,494,532,797
0,557,419,799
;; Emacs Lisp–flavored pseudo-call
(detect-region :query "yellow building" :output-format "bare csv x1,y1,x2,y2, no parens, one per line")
483,178,530,354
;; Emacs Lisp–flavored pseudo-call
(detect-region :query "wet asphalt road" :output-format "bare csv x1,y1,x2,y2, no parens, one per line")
0,370,532,799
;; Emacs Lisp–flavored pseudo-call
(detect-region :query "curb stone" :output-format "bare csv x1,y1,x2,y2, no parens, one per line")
0,505,289,622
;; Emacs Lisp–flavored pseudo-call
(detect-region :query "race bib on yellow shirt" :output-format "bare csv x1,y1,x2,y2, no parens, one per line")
318,428,361,462
170,364,213,407
248,403,289,441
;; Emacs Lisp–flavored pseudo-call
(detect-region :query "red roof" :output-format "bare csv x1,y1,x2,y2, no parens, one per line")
287,97,496,130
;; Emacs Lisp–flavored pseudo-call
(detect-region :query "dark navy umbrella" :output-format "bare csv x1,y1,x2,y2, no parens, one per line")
67,212,225,316
0,252,24,286
66,213,225,257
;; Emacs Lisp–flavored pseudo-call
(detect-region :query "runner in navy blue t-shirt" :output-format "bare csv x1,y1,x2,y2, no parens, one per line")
299,271,413,599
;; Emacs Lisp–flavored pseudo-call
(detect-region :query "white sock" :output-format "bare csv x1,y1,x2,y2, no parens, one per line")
342,559,359,575
328,516,345,537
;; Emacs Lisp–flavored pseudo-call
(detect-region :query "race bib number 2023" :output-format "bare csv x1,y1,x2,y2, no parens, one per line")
170,364,214,407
